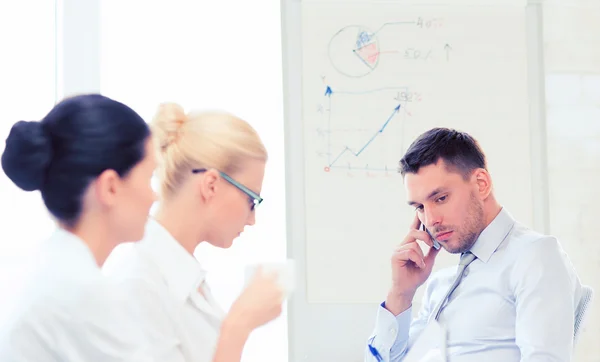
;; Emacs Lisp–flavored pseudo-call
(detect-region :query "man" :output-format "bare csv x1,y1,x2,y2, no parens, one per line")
365,128,582,361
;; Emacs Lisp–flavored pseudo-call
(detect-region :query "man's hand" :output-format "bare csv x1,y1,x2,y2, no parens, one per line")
385,214,440,315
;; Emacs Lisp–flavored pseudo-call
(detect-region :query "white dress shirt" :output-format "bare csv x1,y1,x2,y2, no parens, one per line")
103,218,225,362
366,208,583,362
0,228,153,361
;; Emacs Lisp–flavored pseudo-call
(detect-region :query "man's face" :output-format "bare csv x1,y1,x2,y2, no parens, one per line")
405,159,485,254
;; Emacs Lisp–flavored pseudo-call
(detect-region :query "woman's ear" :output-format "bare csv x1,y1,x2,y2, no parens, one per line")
197,169,220,202
94,169,121,207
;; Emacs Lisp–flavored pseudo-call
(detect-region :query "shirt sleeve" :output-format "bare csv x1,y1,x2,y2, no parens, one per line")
512,236,576,362
364,289,434,362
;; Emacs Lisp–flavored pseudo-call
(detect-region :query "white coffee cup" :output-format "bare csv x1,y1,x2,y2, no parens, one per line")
244,259,295,296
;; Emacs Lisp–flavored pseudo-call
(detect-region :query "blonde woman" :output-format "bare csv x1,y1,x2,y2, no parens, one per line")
103,103,284,362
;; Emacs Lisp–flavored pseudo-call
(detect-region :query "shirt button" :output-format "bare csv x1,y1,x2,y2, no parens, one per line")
390,328,397,335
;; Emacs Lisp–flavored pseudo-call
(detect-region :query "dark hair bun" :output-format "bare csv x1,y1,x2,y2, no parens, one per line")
2,120,53,191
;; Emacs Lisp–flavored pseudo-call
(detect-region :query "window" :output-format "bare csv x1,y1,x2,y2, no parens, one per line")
0,0,57,320
100,2,288,361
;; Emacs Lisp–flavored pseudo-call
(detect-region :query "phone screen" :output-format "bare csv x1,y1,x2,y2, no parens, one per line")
422,224,441,250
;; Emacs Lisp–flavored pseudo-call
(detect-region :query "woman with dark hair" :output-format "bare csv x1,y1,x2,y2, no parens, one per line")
0,94,157,361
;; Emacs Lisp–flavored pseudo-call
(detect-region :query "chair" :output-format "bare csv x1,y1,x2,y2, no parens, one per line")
574,285,594,344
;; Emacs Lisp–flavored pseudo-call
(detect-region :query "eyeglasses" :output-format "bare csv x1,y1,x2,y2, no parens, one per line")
192,168,263,211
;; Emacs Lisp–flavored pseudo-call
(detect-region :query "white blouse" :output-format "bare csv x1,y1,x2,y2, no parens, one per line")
0,228,153,361
103,218,226,362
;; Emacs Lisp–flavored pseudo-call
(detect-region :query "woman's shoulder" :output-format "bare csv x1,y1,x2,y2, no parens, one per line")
103,241,165,286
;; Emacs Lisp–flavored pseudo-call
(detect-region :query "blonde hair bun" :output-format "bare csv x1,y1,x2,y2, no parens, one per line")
152,102,187,151
151,102,268,197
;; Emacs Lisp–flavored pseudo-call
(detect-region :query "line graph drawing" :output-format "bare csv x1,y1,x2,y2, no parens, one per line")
327,104,401,169
328,17,448,78
317,84,420,174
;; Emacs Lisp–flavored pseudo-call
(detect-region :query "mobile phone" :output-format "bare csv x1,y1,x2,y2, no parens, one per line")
422,224,441,250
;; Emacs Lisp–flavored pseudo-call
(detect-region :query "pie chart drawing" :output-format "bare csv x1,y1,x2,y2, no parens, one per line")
328,25,380,78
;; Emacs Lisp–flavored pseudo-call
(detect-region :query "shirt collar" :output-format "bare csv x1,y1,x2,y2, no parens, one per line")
140,218,207,304
45,228,100,271
469,207,515,263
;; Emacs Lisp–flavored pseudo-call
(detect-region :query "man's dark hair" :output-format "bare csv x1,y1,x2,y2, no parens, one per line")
399,127,487,179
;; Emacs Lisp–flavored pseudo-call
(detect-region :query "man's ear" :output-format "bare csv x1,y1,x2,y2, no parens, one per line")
197,169,220,202
473,168,492,199
94,169,121,207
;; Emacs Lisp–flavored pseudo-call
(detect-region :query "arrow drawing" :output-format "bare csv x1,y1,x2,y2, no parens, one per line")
325,86,333,164
328,104,402,168
444,43,452,61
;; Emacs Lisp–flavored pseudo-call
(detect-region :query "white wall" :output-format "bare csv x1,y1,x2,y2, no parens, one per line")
0,0,58,324
544,4,600,360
